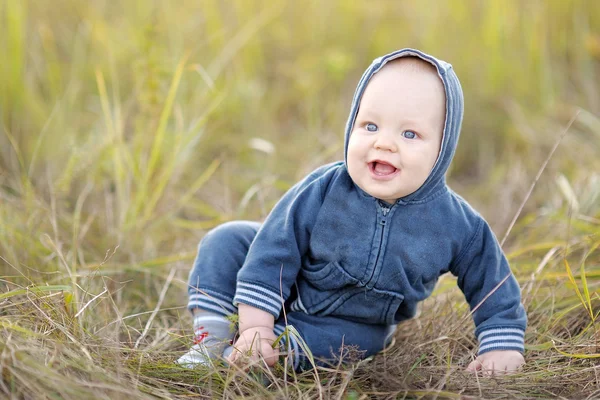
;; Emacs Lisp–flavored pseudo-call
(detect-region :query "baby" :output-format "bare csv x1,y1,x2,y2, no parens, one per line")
177,48,527,374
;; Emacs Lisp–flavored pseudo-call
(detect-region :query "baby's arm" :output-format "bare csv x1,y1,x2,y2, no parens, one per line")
466,350,524,375
228,304,279,366
451,218,527,374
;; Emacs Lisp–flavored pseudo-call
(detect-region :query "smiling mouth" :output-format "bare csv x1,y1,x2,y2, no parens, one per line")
369,161,398,176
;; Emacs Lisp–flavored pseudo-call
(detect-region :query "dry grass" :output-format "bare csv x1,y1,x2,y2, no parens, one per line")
1,0,600,398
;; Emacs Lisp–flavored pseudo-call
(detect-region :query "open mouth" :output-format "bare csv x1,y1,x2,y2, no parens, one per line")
369,161,398,177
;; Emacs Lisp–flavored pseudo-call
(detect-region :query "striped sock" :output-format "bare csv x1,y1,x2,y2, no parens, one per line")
192,312,234,351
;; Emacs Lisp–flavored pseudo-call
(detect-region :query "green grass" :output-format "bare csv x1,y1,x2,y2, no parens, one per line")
1,0,599,398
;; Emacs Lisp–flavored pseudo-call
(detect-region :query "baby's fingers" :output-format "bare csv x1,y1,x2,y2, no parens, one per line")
260,345,279,366
501,360,523,374
228,347,253,365
228,344,265,367
466,359,496,376
228,343,278,368
466,359,482,372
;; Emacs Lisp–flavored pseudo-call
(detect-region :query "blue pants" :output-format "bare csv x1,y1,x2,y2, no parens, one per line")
187,221,395,370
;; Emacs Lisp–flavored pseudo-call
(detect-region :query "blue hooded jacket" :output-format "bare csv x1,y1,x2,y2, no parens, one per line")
233,48,527,355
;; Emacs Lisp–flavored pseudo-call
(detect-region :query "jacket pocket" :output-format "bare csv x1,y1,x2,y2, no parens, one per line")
296,261,359,315
321,287,404,325
297,261,403,324
300,260,359,290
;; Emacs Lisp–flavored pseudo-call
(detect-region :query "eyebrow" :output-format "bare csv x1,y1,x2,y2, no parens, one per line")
355,108,380,120
357,109,427,131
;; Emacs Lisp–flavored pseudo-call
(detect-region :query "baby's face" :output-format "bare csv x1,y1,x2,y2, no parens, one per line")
347,60,446,204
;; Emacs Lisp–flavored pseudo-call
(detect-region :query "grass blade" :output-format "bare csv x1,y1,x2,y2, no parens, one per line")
564,258,589,315
580,240,600,321
0,285,72,301
553,342,600,359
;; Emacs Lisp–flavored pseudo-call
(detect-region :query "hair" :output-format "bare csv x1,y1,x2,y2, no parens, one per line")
383,56,446,107
386,56,441,83
386,56,439,75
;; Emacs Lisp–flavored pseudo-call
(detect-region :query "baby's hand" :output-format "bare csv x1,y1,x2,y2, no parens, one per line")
466,350,524,376
228,326,279,367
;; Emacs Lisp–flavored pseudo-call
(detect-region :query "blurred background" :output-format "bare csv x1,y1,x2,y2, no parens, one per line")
1,0,599,294
2,0,600,291
0,1,599,397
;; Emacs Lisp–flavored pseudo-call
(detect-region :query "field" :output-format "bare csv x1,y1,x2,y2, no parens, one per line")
1,1,599,398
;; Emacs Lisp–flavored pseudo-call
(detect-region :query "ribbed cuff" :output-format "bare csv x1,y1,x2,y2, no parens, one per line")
477,327,525,355
233,281,283,318
188,290,236,317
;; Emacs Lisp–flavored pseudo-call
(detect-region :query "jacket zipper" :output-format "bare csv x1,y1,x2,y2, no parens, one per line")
366,203,389,286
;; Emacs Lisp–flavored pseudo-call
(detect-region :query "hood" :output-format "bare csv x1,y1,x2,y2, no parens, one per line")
343,48,464,203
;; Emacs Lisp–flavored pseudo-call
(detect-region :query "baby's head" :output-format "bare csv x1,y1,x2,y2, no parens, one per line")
346,53,456,204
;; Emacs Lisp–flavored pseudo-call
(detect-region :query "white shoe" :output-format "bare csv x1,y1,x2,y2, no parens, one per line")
222,345,234,359
176,343,216,368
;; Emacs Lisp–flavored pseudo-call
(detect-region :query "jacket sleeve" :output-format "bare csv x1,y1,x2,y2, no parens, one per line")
233,165,331,319
450,217,527,355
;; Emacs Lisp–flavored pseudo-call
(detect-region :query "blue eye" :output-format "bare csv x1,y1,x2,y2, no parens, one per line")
402,130,416,139
366,123,378,132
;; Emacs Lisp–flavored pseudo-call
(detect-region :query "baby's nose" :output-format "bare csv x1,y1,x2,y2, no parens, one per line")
374,132,398,152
